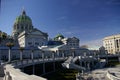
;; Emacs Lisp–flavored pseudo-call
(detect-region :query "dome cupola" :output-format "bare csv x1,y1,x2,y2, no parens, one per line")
14,10,32,25
12,9,33,39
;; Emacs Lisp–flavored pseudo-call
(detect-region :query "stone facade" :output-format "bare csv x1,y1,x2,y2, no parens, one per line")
62,37,79,48
103,34,120,54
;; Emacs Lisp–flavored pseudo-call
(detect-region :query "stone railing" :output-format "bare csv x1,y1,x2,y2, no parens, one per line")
3,64,47,80
2,57,67,80
10,57,66,68
106,71,120,80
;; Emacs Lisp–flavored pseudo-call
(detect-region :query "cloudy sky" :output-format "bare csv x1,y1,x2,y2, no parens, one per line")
0,0,120,49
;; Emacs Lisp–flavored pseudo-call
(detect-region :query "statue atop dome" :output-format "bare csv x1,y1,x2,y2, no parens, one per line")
21,8,26,15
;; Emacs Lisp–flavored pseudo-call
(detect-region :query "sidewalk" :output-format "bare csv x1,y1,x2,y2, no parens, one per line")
0,77,3,80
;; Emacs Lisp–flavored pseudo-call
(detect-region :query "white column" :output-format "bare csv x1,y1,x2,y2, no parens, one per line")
87,62,90,71
20,52,22,61
8,49,11,62
62,50,64,58
42,51,44,61
52,52,55,60
31,52,33,60
72,51,74,57
57,50,59,58
0,49,1,61
118,57,120,62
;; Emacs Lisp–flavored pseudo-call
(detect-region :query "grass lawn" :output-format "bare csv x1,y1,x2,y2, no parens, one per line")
42,69,79,80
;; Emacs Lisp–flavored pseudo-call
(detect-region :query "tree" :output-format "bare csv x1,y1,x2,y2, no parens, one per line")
6,42,14,62
19,47,24,60
80,45,89,49
1,32,7,40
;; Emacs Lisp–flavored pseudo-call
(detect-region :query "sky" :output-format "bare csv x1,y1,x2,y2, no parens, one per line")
0,0,120,49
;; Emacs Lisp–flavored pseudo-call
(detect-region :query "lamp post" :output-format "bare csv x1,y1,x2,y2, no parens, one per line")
6,42,14,62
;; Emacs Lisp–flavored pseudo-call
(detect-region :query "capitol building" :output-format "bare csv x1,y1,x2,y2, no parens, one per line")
0,9,88,61
12,9,48,47
1,9,119,80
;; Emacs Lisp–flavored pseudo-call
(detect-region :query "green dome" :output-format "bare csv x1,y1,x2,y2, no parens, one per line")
14,10,32,24
54,34,64,40
56,34,64,38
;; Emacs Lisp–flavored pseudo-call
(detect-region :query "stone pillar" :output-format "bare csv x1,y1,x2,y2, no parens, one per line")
43,63,45,74
42,51,44,61
72,51,74,57
8,49,11,62
33,65,35,74
80,61,82,66
84,61,86,68
118,57,120,62
0,49,1,61
52,51,55,60
53,62,55,71
92,61,94,68
57,50,59,58
31,52,34,60
87,62,90,71
62,50,64,58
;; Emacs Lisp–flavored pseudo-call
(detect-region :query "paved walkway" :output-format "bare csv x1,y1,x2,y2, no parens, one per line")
84,67,120,80
0,77,3,80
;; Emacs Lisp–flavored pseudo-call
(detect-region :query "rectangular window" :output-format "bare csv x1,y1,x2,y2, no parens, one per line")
28,42,32,45
35,42,39,45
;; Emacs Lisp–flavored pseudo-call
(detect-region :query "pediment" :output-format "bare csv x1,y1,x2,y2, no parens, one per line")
30,30,44,35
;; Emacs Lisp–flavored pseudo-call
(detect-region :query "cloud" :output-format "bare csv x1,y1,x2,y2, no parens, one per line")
81,39,103,50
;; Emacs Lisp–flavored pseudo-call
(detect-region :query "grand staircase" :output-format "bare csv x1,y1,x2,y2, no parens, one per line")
62,56,86,71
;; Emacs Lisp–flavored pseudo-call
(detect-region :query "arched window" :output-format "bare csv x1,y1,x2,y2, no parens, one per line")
25,26,28,29
116,40,119,48
21,26,23,30
29,26,31,30
21,24,24,30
